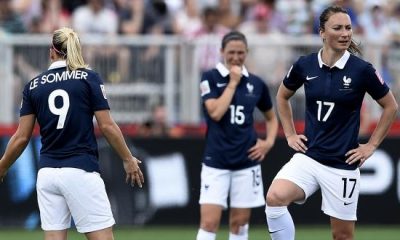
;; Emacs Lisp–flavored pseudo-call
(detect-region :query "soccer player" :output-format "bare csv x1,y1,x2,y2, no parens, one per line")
0,27,144,240
197,31,278,240
265,5,398,240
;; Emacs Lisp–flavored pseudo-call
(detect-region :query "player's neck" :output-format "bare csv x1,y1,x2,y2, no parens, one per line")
321,48,345,67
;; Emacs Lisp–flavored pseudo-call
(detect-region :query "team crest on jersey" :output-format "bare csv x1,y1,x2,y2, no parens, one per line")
100,84,107,99
246,82,254,94
342,76,352,88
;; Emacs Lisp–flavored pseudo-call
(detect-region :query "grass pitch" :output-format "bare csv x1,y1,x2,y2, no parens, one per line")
0,225,399,240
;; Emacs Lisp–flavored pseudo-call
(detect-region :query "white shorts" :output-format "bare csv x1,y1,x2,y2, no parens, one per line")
37,168,115,233
275,153,360,221
199,164,265,209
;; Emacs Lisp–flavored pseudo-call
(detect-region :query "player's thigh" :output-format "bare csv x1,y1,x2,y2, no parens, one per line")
271,153,320,204
230,165,265,208
37,168,71,231
199,164,231,208
318,165,360,221
58,168,115,233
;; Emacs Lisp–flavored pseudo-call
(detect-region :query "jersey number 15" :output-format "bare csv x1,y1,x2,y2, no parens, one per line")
229,105,245,125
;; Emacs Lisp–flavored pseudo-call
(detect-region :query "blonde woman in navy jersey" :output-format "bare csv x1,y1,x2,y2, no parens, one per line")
197,31,278,240
0,27,144,240
265,6,398,240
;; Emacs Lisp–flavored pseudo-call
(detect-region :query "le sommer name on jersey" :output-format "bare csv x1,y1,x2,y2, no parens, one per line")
29,70,88,90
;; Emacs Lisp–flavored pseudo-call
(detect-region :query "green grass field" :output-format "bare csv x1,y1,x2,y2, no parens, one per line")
0,225,399,240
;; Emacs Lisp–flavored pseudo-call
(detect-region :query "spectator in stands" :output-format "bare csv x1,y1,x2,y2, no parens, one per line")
387,3,400,102
187,6,230,74
30,0,70,33
197,30,278,240
0,0,26,33
265,6,398,240
115,0,144,35
239,2,291,95
72,0,130,83
275,0,310,35
137,104,170,137
358,0,392,123
0,27,144,240
174,0,202,36
388,2,400,44
217,0,241,29
358,0,391,44
10,0,41,31
137,104,183,138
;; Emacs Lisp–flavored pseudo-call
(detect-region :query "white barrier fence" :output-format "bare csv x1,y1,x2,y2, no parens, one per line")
0,34,395,125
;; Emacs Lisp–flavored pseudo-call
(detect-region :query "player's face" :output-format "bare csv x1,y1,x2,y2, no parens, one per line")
320,12,352,52
221,40,247,68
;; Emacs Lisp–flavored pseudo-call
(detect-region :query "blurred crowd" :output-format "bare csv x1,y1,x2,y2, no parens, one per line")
2,0,400,88
0,0,399,39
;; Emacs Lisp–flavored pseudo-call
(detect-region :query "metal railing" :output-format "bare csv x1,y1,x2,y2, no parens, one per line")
0,34,395,125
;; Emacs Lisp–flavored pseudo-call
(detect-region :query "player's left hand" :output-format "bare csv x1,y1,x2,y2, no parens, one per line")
0,166,7,183
123,156,144,188
345,143,376,167
248,139,273,162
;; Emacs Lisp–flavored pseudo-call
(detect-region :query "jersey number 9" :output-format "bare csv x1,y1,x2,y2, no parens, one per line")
48,89,70,129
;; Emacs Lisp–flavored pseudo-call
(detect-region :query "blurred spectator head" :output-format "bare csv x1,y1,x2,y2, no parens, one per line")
88,0,104,13
395,3,400,16
202,6,219,31
254,3,271,21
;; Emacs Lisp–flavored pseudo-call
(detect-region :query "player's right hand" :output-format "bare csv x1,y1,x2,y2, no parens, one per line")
123,156,144,188
287,134,308,153
229,65,242,87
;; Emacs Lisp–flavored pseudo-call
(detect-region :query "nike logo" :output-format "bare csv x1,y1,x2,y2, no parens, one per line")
344,202,354,206
268,229,284,234
216,83,227,87
306,76,318,81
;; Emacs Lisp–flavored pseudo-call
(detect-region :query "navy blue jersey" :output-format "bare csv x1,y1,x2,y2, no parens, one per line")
20,61,110,172
284,50,389,170
200,63,273,170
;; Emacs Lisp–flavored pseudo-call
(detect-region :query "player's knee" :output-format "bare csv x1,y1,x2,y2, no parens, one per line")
265,205,288,219
332,229,354,240
200,220,219,233
229,220,249,234
230,223,249,235
266,190,288,206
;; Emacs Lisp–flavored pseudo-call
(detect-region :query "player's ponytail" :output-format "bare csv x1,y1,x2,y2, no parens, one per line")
52,27,88,71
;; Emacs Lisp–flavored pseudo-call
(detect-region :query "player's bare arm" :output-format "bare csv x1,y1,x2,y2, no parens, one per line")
248,109,278,161
0,114,35,182
345,91,398,166
276,83,308,153
204,65,244,122
94,110,144,187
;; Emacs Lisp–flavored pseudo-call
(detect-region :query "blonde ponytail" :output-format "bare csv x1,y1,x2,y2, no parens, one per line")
52,27,88,71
